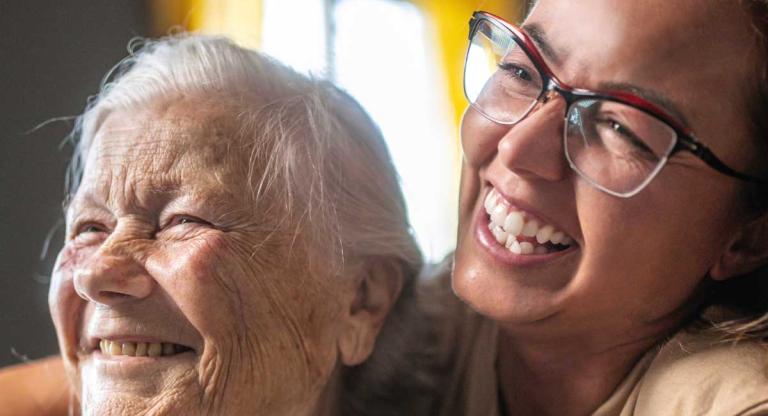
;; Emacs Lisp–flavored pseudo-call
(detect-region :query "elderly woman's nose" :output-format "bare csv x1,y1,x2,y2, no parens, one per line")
73,244,154,305
497,95,569,181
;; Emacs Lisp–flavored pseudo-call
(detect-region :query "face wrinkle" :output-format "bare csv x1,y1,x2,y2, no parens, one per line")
56,103,328,409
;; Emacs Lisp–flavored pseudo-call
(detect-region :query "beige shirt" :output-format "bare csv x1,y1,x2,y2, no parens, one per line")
594,329,768,416
424,270,768,416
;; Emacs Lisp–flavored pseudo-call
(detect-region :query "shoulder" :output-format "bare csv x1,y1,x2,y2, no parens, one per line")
0,355,72,416
633,330,768,416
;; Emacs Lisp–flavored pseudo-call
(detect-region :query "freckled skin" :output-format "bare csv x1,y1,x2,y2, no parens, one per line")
49,97,355,415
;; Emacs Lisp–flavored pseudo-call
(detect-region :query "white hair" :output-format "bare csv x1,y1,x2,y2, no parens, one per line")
65,34,434,413
69,34,421,269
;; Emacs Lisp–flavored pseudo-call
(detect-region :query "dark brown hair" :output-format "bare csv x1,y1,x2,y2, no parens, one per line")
701,1,768,342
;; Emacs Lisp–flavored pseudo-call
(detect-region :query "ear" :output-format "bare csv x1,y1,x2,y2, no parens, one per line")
710,214,768,281
337,259,404,366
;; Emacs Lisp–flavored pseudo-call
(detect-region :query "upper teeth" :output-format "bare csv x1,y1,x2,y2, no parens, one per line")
484,189,573,254
99,339,181,357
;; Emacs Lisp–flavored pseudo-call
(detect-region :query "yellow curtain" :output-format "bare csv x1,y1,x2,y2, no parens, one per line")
148,0,520,130
411,0,523,137
407,0,523,199
147,0,263,49
147,0,520,176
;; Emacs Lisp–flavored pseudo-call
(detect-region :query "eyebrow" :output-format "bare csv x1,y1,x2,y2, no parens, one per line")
519,23,690,129
520,23,563,65
598,81,691,128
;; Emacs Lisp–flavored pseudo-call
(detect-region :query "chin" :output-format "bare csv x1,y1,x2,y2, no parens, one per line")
77,360,203,416
80,393,181,416
451,180,586,326
453,253,553,326
452,226,579,327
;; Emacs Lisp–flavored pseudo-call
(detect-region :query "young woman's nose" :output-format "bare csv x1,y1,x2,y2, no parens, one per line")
73,240,154,306
496,93,569,181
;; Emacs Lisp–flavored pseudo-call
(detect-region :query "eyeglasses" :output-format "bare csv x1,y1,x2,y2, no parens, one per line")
463,11,762,198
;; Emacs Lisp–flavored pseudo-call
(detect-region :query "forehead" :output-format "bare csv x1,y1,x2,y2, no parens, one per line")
77,99,245,205
527,0,756,83
526,0,758,156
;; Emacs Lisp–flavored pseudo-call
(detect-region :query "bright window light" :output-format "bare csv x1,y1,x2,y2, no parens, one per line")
333,0,458,262
261,0,327,75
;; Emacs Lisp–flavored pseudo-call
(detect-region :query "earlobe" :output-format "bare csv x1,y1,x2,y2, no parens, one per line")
711,215,768,281
337,259,403,366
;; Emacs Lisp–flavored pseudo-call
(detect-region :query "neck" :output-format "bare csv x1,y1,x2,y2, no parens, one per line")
495,281,713,416
496,318,681,416
310,366,342,416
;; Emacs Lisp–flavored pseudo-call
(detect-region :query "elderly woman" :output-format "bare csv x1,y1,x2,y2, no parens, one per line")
7,0,768,414
428,0,768,414
3,35,427,415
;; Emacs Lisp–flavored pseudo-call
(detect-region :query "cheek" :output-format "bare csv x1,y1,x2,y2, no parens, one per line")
49,245,91,392
149,233,330,341
573,186,731,317
148,234,260,357
460,107,507,168
50,245,90,342
459,109,507,226
458,166,482,229
147,233,342,407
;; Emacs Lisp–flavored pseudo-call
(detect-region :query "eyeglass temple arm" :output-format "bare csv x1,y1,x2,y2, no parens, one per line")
676,139,764,184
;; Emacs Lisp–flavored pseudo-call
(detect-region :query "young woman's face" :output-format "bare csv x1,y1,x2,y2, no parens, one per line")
453,0,761,338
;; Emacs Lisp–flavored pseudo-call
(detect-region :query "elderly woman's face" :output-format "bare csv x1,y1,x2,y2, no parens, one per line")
454,0,760,337
49,99,354,415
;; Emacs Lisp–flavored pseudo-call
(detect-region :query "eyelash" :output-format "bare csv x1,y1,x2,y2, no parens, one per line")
72,215,208,239
164,215,207,228
76,223,108,235
498,62,534,82
70,222,110,244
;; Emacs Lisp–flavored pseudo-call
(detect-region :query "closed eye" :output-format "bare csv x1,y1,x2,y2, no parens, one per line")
164,215,210,228
596,118,656,156
72,221,110,244
75,222,108,235
498,62,534,82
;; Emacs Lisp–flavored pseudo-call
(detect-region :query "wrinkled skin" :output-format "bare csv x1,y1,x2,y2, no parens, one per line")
49,97,360,415
453,0,765,414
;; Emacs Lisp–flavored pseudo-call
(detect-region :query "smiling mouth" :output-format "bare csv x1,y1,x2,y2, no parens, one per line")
484,188,576,255
98,340,193,357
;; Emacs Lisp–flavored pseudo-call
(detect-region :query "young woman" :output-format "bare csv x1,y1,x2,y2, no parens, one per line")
430,0,768,414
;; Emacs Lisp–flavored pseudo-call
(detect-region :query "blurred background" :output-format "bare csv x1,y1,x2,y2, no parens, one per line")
0,0,523,368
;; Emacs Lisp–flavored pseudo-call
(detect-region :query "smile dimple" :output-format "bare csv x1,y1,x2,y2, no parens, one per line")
99,339,191,357
484,188,575,255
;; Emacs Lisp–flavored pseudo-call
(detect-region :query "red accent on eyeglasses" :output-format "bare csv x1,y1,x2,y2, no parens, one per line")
476,11,694,137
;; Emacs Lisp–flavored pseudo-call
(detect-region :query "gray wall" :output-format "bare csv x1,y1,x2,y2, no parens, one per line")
0,1,148,368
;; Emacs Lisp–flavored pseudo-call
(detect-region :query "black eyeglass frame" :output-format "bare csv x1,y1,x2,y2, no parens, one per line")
465,11,763,195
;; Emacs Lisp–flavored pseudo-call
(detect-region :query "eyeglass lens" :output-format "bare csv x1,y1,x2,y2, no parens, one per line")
465,17,679,196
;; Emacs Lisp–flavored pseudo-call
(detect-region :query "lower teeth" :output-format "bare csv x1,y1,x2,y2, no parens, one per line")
489,219,569,255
